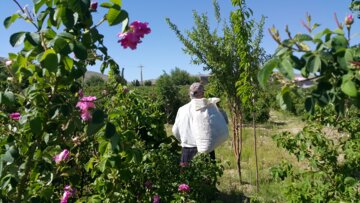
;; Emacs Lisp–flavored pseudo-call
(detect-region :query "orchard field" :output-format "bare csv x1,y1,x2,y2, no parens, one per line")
1,0,359,202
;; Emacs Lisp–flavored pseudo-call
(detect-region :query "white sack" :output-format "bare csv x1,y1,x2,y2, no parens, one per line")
191,98,229,153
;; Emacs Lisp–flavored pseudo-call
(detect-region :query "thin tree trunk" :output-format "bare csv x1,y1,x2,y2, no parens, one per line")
238,111,243,183
253,110,259,192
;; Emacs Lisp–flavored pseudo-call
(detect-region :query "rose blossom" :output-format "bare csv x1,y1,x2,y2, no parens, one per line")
53,149,70,164
60,185,76,203
178,183,190,192
76,96,96,121
118,21,151,50
130,21,151,38
153,194,160,203
345,14,354,27
9,112,20,120
118,31,141,50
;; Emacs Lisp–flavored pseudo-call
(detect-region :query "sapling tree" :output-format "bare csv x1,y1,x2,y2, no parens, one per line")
166,0,267,183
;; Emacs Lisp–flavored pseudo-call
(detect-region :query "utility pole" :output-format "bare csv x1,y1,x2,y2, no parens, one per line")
139,65,143,85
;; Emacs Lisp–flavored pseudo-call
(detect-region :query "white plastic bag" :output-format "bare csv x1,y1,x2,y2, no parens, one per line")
191,98,229,153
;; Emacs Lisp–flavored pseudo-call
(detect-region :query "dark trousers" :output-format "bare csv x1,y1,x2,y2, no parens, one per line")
181,147,215,163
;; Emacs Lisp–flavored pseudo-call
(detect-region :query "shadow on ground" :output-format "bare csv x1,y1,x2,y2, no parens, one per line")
213,191,250,203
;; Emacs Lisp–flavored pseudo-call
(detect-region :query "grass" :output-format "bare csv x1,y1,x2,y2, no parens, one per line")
166,110,307,202
215,110,307,202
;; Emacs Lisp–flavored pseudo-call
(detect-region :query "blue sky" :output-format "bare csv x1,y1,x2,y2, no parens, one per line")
0,0,359,82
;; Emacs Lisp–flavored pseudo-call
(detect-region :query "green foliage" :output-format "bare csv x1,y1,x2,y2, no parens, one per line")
85,75,106,87
131,79,140,86
272,103,360,202
259,17,360,114
259,9,360,202
156,72,182,124
0,1,224,202
144,80,152,86
170,67,198,86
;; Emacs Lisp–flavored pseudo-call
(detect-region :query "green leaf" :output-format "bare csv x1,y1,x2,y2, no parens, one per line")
30,117,43,136
110,134,121,152
34,0,46,13
73,42,87,60
341,80,357,97
26,32,41,46
0,91,15,106
4,14,20,29
3,146,19,163
258,58,279,88
104,122,116,139
63,56,74,70
92,109,105,124
110,0,122,5
98,158,107,172
54,37,71,55
100,2,113,8
85,157,96,172
107,6,128,26
10,32,26,47
309,55,321,73
278,58,294,80
61,8,75,28
121,15,129,33
87,121,105,136
293,34,312,42
40,49,59,72
275,47,288,56
332,35,348,49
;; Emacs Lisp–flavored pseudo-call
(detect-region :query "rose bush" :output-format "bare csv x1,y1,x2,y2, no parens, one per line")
0,0,223,202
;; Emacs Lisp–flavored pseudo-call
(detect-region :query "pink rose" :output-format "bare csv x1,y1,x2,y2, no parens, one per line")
60,185,76,203
153,194,160,203
9,112,20,120
76,96,96,121
80,110,92,121
118,21,151,50
130,21,151,38
118,31,141,50
178,183,190,192
345,14,354,27
54,149,70,164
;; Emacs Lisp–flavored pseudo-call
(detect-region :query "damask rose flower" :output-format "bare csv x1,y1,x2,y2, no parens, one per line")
118,31,140,50
76,96,96,111
76,96,96,121
5,60,12,66
178,183,190,193
80,110,92,121
54,149,70,164
60,185,76,203
118,21,151,50
90,1,98,11
153,194,160,203
130,21,151,38
9,112,20,120
345,14,354,28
